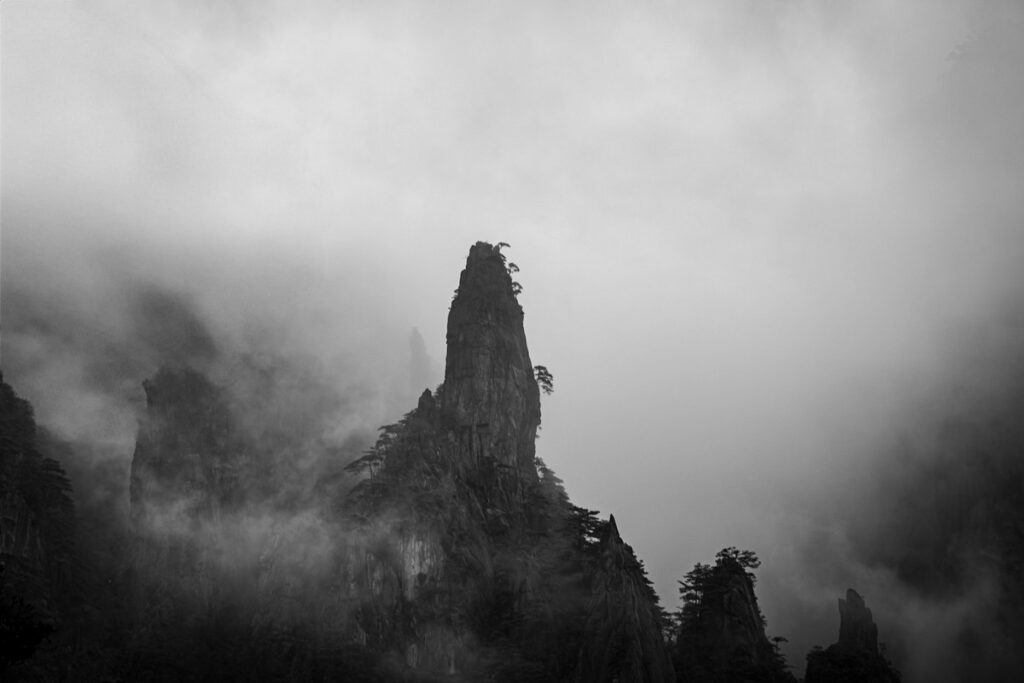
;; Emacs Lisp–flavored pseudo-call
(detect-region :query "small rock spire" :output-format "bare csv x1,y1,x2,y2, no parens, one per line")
838,588,880,654
606,514,622,546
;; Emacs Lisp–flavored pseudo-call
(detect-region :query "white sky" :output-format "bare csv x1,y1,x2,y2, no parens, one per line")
4,0,1024,669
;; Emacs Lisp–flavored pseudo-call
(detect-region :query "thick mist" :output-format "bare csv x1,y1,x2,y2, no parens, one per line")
4,1,1024,679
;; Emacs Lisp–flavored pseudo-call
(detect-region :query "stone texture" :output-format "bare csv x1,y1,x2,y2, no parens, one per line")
0,374,75,607
838,588,880,653
575,515,675,683
120,241,672,680
342,242,671,680
0,374,75,672
441,241,540,476
340,242,548,677
805,589,901,683
675,555,792,682
129,365,238,524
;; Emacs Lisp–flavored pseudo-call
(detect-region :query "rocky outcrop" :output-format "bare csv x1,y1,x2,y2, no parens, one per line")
805,589,901,683
675,552,795,682
441,241,541,477
342,242,672,680
0,374,75,671
118,241,671,680
130,365,239,524
340,242,549,677
575,515,675,683
126,363,364,681
838,588,879,653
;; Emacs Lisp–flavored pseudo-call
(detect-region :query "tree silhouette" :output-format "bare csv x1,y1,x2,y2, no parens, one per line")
533,366,554,395
716,546,761,585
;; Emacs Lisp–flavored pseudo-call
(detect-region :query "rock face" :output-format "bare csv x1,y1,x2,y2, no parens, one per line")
441,241,541,476
838,588,879,653
0,374,75,672
126,362,363,680
341,241,672,680
130,365,239,523
117,240,672,680
575,515,675,683
805,589,901,683
675,553,795,682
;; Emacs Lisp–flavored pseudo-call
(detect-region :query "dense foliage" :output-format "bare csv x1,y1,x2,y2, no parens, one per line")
673,548,794,683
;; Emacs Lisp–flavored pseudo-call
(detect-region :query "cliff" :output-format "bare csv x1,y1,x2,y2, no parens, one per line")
441,241,541,477
674,550,795,682
117,241,672,680
130,365,240,524
575,515,675,682
0,374,75,673
341,241,672,680
805,589,901,683
126,360,364,680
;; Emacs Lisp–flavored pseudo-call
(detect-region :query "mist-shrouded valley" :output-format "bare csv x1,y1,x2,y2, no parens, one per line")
4,1,1024,681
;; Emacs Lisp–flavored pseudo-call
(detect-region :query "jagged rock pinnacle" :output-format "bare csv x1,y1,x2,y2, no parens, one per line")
838,588,880,654
578,512,676,682
606,514,622,546
130,366,237,523
804,589,899,683
440,241,541,473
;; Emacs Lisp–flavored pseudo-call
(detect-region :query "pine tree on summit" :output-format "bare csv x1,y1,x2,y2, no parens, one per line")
673,548,795,683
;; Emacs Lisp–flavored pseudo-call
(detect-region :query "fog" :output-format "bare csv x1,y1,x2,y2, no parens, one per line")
4,0,1024,679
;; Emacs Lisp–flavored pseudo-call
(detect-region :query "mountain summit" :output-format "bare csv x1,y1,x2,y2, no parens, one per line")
339,241,673,679
805,589,900,683
8,242,673,680
442,241,541,476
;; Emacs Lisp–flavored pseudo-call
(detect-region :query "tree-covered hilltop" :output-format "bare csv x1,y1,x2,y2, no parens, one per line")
672,548,796,683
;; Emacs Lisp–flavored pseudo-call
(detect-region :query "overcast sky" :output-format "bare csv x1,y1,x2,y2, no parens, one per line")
4,0,1024,673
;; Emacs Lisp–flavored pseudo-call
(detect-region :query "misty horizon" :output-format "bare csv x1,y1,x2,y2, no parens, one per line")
4,1,1024,680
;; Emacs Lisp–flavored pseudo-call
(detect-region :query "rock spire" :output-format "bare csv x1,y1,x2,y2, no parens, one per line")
805,589,900,683
441,241,541,475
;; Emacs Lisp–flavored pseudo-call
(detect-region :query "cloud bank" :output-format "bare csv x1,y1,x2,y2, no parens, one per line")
4,1,1024,678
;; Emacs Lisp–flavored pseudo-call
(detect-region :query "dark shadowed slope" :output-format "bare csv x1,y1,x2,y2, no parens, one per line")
805,589,901,683
0,375,75,675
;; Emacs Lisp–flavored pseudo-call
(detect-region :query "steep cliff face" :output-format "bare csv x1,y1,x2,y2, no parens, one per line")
130,365,239,524
0,374,75,671
441,242,541,477
838,588,880,653
342,242,672,680
805,589,901,683
341,242,550,678
118,241,671,680
126,362,366,681
675,553,795,682
127,366,241,679
575,516,675,683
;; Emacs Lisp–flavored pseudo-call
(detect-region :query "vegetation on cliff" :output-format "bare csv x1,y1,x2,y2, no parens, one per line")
672,547,795,683
1,244,912,682
0,374,75,676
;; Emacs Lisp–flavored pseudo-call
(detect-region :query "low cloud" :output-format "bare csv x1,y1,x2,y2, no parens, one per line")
4,1,1024,679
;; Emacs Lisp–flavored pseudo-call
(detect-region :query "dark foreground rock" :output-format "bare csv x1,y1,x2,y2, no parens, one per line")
123,241,673,681
674,550,796,683
805,589,901,683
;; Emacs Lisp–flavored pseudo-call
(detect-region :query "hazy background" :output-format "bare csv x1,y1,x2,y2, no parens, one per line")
4,0,1024,678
